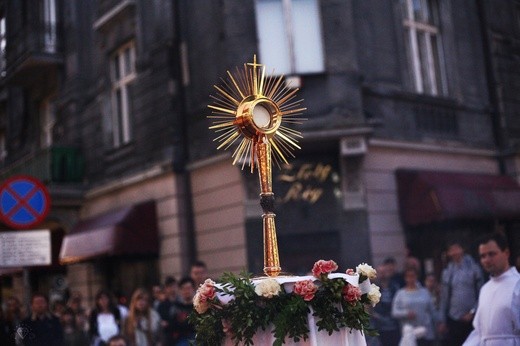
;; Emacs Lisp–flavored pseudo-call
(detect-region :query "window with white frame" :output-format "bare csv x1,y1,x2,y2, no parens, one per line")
254,0,325,75
40,98,55,148
0,13,6,77
110,41,136,147
402,0,447,96
43,0,57,53
0,130,6,164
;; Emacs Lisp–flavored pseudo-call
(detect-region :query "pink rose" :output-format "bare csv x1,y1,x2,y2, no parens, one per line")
312,260,338,278
198,279,216,301
346,268,355,276
293,280,318,301
194,279,216,314
342,283,361,305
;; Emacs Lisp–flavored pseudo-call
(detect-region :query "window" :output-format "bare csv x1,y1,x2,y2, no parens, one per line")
402,0,447,95
0,130,6,164
254,0,325,75
43,0,57,53
516,2,520,32
110,41,136,147
40,98,55,148
0,13,5,77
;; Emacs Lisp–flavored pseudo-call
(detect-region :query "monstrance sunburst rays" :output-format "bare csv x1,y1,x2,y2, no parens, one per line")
208,56,306,277
208,55,306,172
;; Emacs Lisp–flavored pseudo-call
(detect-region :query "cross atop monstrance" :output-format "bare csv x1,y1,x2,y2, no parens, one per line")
208,55,306,276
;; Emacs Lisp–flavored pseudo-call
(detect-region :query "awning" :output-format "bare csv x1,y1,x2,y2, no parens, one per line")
396,169,520,226
59,201,158,264
0,267,23,276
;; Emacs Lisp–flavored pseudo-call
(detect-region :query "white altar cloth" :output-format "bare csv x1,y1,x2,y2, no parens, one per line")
223,317,367,346
221,274,368,346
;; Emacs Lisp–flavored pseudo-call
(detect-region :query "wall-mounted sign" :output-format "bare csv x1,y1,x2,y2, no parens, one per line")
276,161,340,205
0,230,51,267
0,175,51,229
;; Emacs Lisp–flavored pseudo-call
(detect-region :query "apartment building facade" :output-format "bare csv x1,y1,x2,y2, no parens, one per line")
0,0,519,302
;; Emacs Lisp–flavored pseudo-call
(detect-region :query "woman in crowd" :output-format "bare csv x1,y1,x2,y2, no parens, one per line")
62,308,89,346
124,288,161,346
52,300,67,320
89,289,122,346
67,292,88,333
392,267,438,346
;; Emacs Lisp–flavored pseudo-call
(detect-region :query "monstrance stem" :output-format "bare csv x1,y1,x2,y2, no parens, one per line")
257,137,281,277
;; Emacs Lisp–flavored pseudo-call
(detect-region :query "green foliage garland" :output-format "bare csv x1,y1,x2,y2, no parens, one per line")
189,262,380,346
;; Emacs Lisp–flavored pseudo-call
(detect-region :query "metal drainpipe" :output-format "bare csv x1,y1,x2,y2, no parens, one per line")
170,0,197,272
476,0,506,175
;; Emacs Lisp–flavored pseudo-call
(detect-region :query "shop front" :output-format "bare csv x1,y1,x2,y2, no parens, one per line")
396,168,520,276
59,200,160,303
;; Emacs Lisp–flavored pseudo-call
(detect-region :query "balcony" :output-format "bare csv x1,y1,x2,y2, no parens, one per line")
4,20,63,87
363,89,495,147
0,146,84,184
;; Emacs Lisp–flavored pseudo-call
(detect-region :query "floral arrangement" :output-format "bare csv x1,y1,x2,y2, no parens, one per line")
189,260,381,346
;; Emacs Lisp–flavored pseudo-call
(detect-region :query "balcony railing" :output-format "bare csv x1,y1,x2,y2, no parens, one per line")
364,89,493,146
7,21,60,58
4,20,62,84
0,146,84,184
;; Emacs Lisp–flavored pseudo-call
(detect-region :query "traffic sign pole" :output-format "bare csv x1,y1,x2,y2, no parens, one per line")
0,175,52,310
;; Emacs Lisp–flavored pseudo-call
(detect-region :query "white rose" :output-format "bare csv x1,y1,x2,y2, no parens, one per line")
356,263,377,280
254,278,281,298
367,284,381,307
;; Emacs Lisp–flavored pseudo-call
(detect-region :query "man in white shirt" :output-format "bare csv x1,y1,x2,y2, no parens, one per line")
463,233,520,346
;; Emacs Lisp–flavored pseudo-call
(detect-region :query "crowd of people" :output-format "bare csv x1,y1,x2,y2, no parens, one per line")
2,233,520,346
369,232,520,346
0,261,208,346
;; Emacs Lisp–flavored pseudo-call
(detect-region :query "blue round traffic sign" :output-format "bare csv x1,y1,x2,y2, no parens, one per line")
0,175,51,229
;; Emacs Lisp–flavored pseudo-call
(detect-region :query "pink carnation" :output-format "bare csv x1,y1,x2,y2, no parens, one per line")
312,260,338,278
293,280,318,301
342,283,361,305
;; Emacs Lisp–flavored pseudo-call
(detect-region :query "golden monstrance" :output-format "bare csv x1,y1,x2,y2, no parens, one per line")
208,56,306,277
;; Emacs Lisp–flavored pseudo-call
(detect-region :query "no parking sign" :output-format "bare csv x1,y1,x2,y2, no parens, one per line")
0,175,51,229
